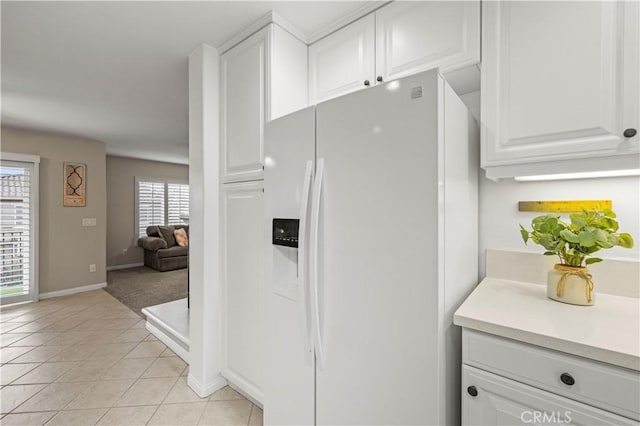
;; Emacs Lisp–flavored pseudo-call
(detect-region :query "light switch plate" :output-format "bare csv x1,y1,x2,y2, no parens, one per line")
82,218,97,227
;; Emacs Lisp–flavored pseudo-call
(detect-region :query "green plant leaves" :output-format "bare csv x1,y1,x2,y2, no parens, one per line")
519,225,529,244
619,233,634,249
519,208,634,267
577,231,596,247
559,229,579,243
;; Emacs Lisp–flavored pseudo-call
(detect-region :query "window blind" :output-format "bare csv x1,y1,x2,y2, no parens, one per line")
0,164,31,298
167,183,190,225
136,179,189,238
137,180,166,238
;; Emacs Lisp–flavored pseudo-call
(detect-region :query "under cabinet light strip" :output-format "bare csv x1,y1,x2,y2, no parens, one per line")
514,169,640,182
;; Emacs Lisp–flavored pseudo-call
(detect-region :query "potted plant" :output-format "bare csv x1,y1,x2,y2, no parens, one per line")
520,208,634,306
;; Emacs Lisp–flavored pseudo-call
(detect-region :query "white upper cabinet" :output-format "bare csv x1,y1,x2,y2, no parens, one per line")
481,1,640,179
308,1,480,104
309,14,375,104
375,1,480,81
221,23,307,183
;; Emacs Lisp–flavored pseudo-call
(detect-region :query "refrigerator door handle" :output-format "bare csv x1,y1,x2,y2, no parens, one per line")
310,158,325,369
298,160,314,360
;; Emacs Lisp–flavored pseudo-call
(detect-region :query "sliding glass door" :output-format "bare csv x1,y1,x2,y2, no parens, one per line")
1,155,39,305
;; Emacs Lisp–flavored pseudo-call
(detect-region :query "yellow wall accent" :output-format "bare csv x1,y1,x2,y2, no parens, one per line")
518,200,612,212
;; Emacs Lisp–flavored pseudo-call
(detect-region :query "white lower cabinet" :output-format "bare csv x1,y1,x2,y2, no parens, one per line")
221,181,265,403
461,330,640,425
462,366,636,426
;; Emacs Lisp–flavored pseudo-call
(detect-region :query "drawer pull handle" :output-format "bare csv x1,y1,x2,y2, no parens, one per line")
560,373,575,386
624,128,637,138
364,80,370,87
467,386,478,397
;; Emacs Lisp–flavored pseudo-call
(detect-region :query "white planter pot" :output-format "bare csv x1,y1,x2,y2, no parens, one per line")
547,264,594,306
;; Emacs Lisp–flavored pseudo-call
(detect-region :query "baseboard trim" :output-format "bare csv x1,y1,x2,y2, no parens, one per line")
106,263,144,271
187,373,227,398
39,282,107,299
222,369,264,408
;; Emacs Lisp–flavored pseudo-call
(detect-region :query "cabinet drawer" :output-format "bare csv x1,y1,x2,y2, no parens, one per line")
463,329,640,420
463,365,637,425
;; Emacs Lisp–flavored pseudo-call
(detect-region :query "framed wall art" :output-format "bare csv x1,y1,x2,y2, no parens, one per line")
63,162,86,207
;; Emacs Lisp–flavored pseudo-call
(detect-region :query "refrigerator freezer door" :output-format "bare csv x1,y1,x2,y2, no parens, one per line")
264,106,315,426
315,70,441,425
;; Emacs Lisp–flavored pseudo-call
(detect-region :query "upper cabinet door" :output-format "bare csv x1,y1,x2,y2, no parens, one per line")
221,27,268,183
482,1,639,177
375,1,480,82
308,14,375,104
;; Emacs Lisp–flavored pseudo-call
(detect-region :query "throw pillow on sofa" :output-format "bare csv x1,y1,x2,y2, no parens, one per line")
158,225,177,247
174,228,189,247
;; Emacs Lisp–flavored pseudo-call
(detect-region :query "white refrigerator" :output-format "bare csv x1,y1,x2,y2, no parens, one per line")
264,69,478,425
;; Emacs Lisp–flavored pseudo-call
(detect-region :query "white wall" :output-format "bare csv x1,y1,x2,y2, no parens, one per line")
2,127,107,295
479,174,640,277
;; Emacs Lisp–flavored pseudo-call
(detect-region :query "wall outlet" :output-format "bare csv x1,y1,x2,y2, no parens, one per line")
89,264,96,273
122,249,128,256
82,218,97,227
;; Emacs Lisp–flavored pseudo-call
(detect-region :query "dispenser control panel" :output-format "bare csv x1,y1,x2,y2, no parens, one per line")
272,218,299,248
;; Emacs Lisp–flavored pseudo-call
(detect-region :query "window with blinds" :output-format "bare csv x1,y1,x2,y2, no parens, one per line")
136,179,189,238
1,162,32,300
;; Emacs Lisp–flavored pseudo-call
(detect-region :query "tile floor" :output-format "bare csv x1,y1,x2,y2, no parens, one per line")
0,290,262,425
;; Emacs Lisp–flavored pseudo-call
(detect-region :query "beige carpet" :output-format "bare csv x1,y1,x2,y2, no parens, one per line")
105,266,188,317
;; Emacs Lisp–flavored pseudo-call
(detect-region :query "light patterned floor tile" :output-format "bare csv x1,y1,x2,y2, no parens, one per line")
8,332,61,347
0,363,40,385
57,359,118,383
0,384,47,414
43,331,93,348
88,342,137,360
164,377,208,404
0,411,56,425
249,405,264,426
13,362,77,385
47,344,100,362
148,402,207,425
1,333,30,347
2,289,253,426
141,357,187,378
114,377,177,407
46,408,108,425
248,405,263,426
9,346,67,363
66,379,135,409
158,347,177,357
125,341,166,359
0,347,33,364
100,357,155,380
198,400,252,426
0,323,32,334
96,405,158,426
209,386,245,402
13,382,93,413
7,321,50,334
110,329,149,344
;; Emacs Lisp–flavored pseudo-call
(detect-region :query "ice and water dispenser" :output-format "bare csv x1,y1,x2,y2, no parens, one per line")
271,218,300,299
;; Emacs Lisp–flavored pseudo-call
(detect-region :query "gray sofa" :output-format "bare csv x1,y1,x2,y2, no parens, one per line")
137,225,189,272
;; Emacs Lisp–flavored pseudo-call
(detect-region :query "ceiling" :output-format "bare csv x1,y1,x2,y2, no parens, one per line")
1,1,378,165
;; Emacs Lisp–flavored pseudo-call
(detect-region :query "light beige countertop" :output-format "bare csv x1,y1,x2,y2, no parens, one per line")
454,278,640,371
